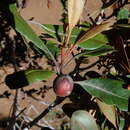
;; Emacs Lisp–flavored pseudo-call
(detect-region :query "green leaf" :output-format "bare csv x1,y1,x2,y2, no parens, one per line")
24,70,54,84
96,99,117,128
117,8,129,21
71,110,98,130
45,42,60,60
76,78,130,111
70,27,82,43
9,4,50,55
40,24,62,39
5,70,54,89
36,23,81,43
79,34,109,50
119,117,125,130
84,45,114,56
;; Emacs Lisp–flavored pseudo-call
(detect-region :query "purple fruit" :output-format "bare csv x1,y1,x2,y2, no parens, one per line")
53,75,74,97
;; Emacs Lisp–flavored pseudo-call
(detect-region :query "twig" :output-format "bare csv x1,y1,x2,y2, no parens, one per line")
25,97,66,129
22,115,50,129
26,93,63,111
26,104,54,129
79,60,99,72
60,26,72,74
16,107,27,119
62,51,87,69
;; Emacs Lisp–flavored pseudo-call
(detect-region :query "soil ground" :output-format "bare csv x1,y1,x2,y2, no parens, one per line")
0,0,122,129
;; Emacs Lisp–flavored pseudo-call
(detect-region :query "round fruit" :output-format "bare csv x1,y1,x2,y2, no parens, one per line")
53,75,74,97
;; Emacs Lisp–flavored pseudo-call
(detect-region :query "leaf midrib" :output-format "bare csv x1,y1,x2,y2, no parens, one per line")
77,81,128,100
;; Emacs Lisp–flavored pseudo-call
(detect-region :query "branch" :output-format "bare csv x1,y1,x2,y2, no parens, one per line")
62,51,87,69
24,97,66,129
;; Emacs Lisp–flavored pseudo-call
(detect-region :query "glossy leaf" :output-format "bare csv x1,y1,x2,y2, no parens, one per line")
68,0,86,31
5,70,54,89
39,24,81,43
9,3,60,70
96,99,117,128
76,22,111,44
9,4,50,55
71,110,98,130
24,70,54,84
39,24,63,39
79,33,109,50
83,45,114,56
76,78,130,111
45,42,60,60
117,8,129,21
